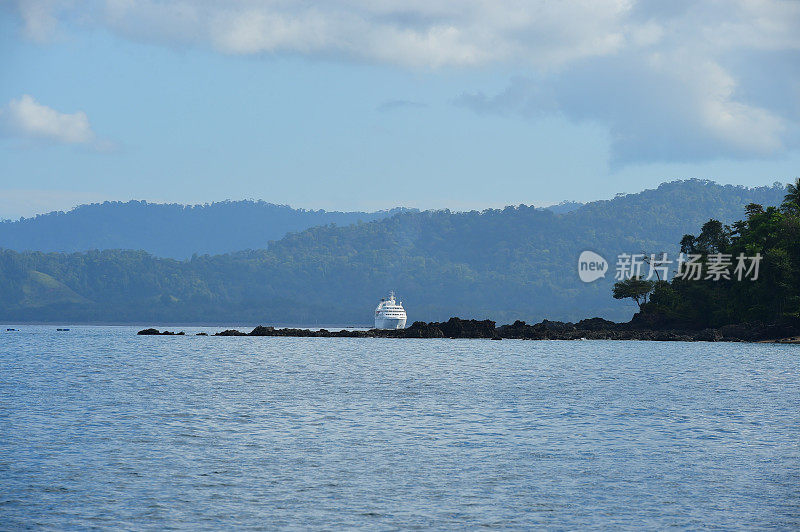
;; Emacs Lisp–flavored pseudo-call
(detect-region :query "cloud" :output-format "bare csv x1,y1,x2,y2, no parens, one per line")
2,94,96,145
11,0,800,163
14,1,800,69
456,51,790,164
453,1,800,164
15,0,60,43
13,0,637,68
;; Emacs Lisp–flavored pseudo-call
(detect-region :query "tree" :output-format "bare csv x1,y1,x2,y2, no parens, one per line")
694,219,731,253
782,178,800,215
744,203,764,218
628,200,800,327
612,276,656,310
679,234,696,254
641,251,671,280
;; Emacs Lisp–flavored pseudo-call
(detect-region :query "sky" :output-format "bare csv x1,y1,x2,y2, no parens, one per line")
1,0,799,219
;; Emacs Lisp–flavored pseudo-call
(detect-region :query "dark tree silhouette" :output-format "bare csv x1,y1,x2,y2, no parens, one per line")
782,178,800,215
612,276,656,309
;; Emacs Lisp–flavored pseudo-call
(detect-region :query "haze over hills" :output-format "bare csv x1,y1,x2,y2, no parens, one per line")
0,199,587,258
0,180,788,325
0,201,417,259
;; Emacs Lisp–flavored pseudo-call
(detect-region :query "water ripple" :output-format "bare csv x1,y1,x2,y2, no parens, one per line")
1,326,798,529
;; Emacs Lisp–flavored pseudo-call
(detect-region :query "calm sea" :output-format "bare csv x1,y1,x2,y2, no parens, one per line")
1,326,798,530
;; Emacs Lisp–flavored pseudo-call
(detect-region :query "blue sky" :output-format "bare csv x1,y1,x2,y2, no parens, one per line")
1,1,798,219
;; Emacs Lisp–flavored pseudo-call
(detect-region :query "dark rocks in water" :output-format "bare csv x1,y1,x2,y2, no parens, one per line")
378,318,499,339
223,325,376,338
495,320,527,339
137,328,184,335
400,321,445,338
496,319,579,340
625,309,705,332
215,329,248,336
384,318,521,339
696,329,723,342
138,316,800,342
196,332,208,336
492,317,799,342
438,317,498,339
717,322,800,342
150,322,501,339
770,336,800,344
576,317,618,331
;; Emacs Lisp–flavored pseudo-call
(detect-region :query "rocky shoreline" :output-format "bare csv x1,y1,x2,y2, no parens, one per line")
137,317,800,343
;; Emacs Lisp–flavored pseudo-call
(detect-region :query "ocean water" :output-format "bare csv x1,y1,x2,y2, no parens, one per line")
1,326,798,530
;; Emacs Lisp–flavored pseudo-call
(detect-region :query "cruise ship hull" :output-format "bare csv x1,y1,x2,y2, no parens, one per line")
374,317,407,330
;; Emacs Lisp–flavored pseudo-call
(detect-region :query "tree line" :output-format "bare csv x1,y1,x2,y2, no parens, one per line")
0,180,790,324
613,179,800,328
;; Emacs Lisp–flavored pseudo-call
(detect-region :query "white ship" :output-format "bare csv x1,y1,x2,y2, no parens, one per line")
374,291,407,329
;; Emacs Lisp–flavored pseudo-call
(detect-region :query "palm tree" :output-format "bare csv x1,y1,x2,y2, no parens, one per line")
783,178,800,214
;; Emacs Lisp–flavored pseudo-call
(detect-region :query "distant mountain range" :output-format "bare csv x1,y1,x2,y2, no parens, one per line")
0,201,417,259
0,180,788,324
0,199,587,259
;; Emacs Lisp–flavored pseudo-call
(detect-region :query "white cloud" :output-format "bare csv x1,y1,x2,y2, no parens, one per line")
11,0,800,162
456,51,790,164
2,95,95,145
14,1,800,68
16,0,61,43
14,0,640,68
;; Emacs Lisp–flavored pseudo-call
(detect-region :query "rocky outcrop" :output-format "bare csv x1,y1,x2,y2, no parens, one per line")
768,336,800,344
136,317,800,342
137,328,184,335
396,321,445,338
401,318,497,338
215,329,248,336
716,322,800,342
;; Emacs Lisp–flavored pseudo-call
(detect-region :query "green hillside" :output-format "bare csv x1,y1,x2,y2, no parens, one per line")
0,180,788,324
0,200,414,259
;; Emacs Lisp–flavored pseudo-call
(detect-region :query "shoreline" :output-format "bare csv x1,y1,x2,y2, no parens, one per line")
138,317,800,344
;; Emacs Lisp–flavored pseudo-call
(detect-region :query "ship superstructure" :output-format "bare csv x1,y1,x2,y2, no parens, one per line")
374,291,407,329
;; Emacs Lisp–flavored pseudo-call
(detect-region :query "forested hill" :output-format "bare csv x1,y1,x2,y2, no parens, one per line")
0,180,788,324
0,200,415,258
